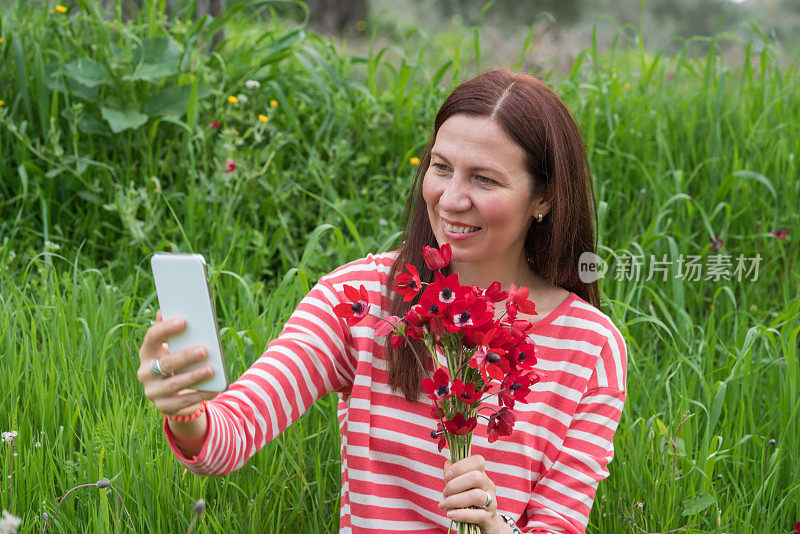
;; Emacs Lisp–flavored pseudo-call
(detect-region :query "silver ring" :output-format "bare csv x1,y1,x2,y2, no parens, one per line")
482,490,493,508
150,357,166,379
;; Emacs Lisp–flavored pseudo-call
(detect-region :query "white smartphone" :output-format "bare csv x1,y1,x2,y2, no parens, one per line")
151,253,228,392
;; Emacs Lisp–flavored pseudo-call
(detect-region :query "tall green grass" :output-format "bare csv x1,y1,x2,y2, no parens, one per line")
1,1,798,532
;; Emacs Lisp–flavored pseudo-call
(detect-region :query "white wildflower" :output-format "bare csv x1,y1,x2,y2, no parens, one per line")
1,431,17,444
34,441,41,448
237,93,248,103
379,218,388,227
44,240,61,250
0,510,22,534
245,80,261,90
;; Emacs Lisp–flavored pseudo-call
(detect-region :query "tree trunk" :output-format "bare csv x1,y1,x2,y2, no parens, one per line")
197,0,227,51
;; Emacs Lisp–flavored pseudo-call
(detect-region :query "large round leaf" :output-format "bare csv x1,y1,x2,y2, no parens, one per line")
60,58,110,88
123,36,181,82
100,106,148,133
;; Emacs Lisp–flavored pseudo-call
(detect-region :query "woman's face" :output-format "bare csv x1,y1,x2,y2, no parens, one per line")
422,114,540,275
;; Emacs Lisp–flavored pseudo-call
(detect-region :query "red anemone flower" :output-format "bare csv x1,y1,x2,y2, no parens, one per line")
389,330,407,348
487,407,516,443
468,328,507,369
771,229,789,239
404,323,424,340
482,281,508,303
499,370,539,409
422,243,452,270
793,521,799,534
468,329,511,383
428,271,461,306
430,421,448,452
224,159,237,173
423,368,455,401
505,284,536,319
418,287,450,321
506,318,535,342
446,293,493,333
404,303,426,327
396,263,422,301
333,285,370,326
451,380,484,405
444,412,478,435
512,342,537,370
208,120,221,129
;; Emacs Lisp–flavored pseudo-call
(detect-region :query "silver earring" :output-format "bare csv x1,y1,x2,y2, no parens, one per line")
537,213,543,223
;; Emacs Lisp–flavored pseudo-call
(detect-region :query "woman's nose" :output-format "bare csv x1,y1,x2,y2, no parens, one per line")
438,174,471,212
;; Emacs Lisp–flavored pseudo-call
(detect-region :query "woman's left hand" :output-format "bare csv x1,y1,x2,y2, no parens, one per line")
438,454,508,534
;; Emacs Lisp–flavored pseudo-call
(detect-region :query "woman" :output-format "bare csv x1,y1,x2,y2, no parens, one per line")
138,68,627,534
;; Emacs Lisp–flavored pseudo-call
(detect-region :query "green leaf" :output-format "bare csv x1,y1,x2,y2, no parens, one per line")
76,113,109,136
681,493,715,516
60,59,109,88
123,36,181,82
144,85,191,117
655,418,668,437
100,106,148,133
49,64,99,101
729,170,778,201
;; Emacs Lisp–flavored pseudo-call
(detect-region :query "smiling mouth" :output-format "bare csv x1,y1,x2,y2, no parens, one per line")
442,221,481,234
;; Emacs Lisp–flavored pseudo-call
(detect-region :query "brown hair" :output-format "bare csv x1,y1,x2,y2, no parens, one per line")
385,68,599,402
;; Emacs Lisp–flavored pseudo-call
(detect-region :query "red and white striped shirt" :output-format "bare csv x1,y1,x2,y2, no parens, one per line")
163,251,627,533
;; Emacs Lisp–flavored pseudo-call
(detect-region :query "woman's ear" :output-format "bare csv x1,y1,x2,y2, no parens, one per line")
530,196,552,220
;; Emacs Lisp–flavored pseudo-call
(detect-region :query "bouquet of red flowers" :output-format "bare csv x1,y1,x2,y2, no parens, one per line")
334,243,542,532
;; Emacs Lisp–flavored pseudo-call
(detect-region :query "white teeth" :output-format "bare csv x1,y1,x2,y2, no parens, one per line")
443,221,480,234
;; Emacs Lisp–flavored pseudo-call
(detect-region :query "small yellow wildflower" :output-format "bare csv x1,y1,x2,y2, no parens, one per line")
258,114,269,123
228,95,239,104
0,100,5,107
409,157,420,166
231,128,239,135
0,37,4,44
623,82,630,89
355,20,367,31
55,5,68,13
270,99,278,107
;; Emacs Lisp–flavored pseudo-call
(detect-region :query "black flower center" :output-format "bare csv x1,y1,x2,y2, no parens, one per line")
430,430,439,439
459,311,471,323
441,288,453,299
487,352,501,363
461,392,472,399
511,382,522,390
436,384,450,397
408,280,417,289
351,302,363,313
518,351,526,362
429,304,439,314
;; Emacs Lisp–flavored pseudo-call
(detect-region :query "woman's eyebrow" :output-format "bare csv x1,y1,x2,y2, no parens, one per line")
431,151,503,175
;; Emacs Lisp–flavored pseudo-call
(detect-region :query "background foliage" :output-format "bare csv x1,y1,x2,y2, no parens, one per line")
1,0,798,532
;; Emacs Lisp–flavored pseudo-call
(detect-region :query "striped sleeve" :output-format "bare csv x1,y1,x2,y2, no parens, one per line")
162,276,358,475
522,326,627,533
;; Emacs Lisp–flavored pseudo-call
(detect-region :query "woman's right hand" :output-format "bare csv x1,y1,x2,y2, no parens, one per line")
137,310,218,419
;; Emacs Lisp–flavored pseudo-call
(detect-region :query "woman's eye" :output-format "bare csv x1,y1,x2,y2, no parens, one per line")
432,163,449,173
475,175,496,185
